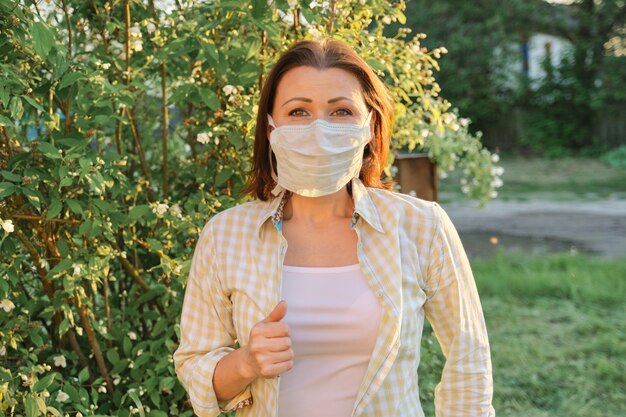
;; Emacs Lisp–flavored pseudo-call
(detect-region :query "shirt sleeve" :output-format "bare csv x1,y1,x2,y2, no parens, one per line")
173,220,253,417
423,202,496,417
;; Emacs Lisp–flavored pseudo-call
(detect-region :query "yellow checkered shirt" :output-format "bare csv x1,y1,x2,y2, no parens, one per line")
173,177,495,417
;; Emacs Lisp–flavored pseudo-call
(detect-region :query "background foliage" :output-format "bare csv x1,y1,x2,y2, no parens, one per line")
402,0,626,157
0,0,501,416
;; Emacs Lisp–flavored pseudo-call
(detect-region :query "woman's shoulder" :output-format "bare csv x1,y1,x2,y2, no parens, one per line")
367,186,442,221
200,199,268,235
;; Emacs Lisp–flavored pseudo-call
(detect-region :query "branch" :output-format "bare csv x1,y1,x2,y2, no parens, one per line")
74,296,114,394
60,0,73,59
126,108,155,202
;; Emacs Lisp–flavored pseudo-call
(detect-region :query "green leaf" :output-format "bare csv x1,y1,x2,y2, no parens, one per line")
22,187,43,211
31,22,55,59
21,95,45,112
0,115,14,126
128,391,146,417
32,373,57,393
215,167,234,186
0,182,19,198
138,285,166,304
77,366,89,384
47,198,62,219
37,142,62,159
66,199,83,215
146,238,163,251
123,336,132,356
9,96,24,120
58,318,70,338
201,42,219,65
1,171,22,182
201,88,221,110
59,72,84,90
59,177,73,189
51,258,73,274
24,396,40,417
106,349,120,366
129,205,151,220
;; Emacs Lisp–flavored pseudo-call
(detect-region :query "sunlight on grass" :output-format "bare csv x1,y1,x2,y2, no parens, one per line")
418,252,626,417
439,156,626,202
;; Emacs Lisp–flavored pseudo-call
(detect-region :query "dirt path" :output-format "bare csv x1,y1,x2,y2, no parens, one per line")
440,198,626,258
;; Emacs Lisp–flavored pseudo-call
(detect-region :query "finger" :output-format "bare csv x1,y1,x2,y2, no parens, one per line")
266,337,292,352
261,300,288,323
259,321,290,338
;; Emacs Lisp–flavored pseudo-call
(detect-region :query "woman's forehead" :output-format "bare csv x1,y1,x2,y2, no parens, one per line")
275,66,364,103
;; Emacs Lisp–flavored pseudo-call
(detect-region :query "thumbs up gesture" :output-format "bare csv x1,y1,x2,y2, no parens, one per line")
241,300,294,379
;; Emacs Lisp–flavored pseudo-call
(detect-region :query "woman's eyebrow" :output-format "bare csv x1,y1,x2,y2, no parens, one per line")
281,96,354,107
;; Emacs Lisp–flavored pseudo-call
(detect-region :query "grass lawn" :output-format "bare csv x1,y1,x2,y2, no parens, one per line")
418,251,626,417
438,156,626,202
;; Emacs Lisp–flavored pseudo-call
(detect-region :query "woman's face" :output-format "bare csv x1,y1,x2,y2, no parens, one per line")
267,66,374,138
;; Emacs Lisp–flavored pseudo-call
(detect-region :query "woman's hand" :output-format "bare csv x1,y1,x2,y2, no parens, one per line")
241,300,294,379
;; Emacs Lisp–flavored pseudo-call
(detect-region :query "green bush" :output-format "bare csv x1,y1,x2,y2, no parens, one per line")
0,1,501,416
601,145,626,168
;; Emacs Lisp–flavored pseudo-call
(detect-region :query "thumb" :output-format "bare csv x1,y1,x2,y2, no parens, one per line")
262,300,287,323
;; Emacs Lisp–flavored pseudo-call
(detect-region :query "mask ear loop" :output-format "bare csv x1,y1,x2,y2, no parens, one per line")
267,114,284,196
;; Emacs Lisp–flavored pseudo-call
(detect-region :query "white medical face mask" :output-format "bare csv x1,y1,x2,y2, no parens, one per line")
267,110,374,197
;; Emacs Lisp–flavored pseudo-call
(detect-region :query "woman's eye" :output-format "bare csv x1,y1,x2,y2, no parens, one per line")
334,108,353,116
288,109,307,116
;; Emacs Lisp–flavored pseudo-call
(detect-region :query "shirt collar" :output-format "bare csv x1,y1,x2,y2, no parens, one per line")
255,177,385,240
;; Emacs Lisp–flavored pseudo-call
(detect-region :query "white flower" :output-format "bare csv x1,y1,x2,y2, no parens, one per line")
54,355,67,368
98,385,107,393
288,0,298,8
492,177,503,188
196,131,213,144
152,203,168,215
222,84,237,96
439,171,448,179
174,265,182,275
382,15,392,25
0,298,15,312
72,263,81,276
146,22,156,33
490,190,498,198
113,376,121,385
130,25,142,37
491,166,504,176
491,153,500,163
137,349,143,356
39,258,50,271
128,331,137,340
76,412,83,417
75,326,83,336
132,39,143,52
0,345,6,356
461,185,470,194
1,219,14,233
169,204,183,219
56,391,69,402
101,62,111,70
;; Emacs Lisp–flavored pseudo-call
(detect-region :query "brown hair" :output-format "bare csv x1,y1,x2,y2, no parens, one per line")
239,37,395,201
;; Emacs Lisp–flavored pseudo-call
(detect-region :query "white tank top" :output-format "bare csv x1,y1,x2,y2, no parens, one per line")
277,263,383,417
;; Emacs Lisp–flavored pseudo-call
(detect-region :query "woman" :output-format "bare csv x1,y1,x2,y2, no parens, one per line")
173,37,495,417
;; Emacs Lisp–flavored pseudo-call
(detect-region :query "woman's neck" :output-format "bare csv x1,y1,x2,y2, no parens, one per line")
282,186,354,225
